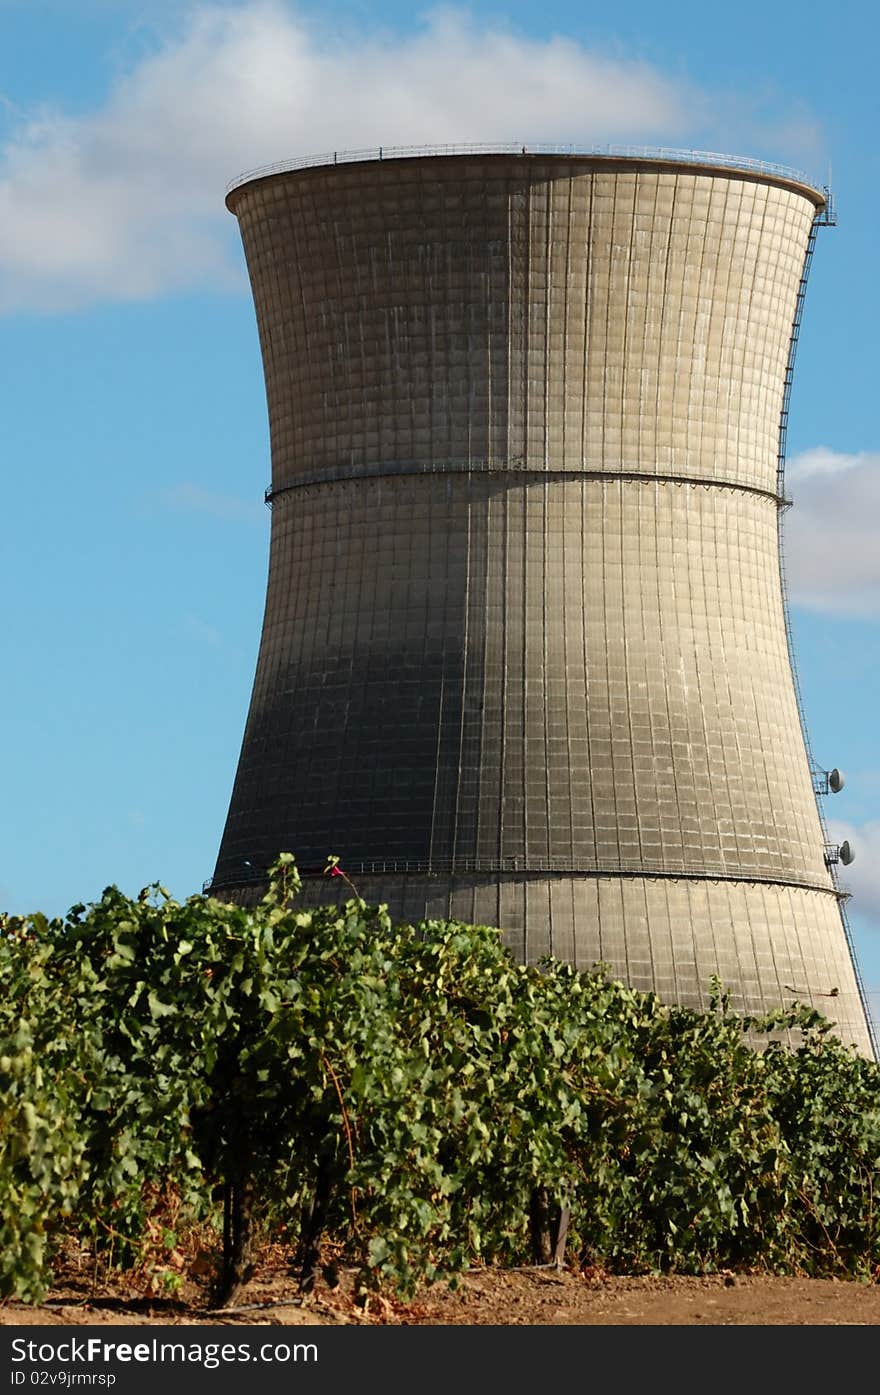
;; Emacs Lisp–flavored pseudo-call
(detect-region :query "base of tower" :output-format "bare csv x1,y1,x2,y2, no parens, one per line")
208,869,875,1058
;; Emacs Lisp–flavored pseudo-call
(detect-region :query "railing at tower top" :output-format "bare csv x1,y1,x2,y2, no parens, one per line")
226,143,827,197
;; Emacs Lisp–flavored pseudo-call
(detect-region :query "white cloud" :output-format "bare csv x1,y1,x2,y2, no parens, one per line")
823,819,880,1040
783,448,880,617
0,2,698,311
826,817,880,928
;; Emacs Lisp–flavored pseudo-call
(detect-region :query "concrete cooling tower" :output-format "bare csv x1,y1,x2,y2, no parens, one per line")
209,146,875,1057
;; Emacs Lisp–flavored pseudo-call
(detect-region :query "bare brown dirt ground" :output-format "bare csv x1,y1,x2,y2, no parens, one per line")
3,1247,880,1326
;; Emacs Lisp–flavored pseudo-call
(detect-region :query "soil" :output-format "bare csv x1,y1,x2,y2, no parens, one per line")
3,1246,880,1327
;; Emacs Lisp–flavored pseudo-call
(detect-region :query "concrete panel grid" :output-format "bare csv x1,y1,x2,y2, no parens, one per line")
212,152,873,1056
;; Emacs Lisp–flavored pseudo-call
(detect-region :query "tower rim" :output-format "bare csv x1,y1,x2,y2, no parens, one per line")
225,143,829,213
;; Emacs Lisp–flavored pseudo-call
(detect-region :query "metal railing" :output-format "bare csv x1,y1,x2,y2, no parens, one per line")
264,461,784,507
773,206,876,1059
776,197,837,499
206,857,844,894
226,142,824,197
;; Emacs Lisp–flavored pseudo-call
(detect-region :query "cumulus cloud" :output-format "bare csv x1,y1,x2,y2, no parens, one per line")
826,817,880,929
783,448,880,617
0,2,697,312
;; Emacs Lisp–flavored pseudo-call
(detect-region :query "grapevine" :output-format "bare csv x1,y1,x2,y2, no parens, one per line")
1,858,878,1304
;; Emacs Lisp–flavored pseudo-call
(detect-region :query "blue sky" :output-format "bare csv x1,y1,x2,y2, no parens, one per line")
1,0,879,1020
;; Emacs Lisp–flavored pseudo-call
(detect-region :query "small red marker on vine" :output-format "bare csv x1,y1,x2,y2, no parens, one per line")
324,855,360,897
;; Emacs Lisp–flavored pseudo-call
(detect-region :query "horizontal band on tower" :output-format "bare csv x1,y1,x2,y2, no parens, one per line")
206,860,844,899
265,462,785,505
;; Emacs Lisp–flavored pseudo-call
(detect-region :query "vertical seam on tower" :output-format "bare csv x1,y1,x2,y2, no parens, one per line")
476,482,492,863
599,177,617,868
690,179,710,476
451,484,472,870
748,189,784,870
500,468,510,868
501,169,514,870
600,174,614,473
544,171,552,473
682,201,708,877
740,184,776,983
639,176,664,877
427,627,444,870
563,169,576,867
714,182,748,873
653,181,679,871
582,171,597,872
580,174,591,469
522,174,532,881
621,172,644,872
543,178,553,901
620,172,636,469
656,170,675,479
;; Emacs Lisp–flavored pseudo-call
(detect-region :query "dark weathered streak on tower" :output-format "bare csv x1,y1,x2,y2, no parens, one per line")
212,151,873,1055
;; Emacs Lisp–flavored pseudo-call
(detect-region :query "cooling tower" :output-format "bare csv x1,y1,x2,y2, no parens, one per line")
211,147,874,1056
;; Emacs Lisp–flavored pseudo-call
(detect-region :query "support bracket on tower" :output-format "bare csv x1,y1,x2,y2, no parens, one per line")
813,767,845,795
824,840,854,867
